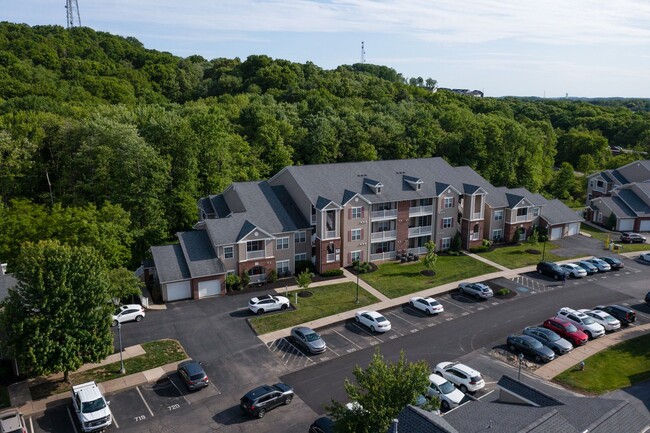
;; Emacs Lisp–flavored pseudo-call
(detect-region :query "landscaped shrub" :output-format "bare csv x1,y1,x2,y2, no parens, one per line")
469,245,490,253
266,269,277,283
295,260,315,275
451,232,462,252
225,273,241,291
240,271,250,286
511,229,520,244
321,269,343,277
353,261,372,273
497,288,511,296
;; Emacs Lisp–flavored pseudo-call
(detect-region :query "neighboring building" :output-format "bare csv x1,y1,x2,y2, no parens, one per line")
586,160,650,231
0,263,16,304
441,375,649,433
146,158,581,301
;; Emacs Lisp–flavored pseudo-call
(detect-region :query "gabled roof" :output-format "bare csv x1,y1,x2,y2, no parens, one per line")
617,188,650,215
497,375,563,407
177,231,226,278
387,405,459,433
592,196,636,218
540,199,584,225
0,272,17,303
150,244,191,284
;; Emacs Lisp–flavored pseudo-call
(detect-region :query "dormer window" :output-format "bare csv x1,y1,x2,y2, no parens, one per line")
376,186,382,194
364,178,384,195
404,175,423,191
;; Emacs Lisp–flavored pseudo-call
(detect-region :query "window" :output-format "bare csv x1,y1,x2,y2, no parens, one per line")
351,250,361,262
441,237,451,250
223,246,234,259
247,240,264,252
443,197,454,208
351,207,362,219
351,228,362,241
532,207,540,217
276,260,290,275
494,210,503,221
295,253,306,262
442,217,453,229
376,187,382,194
295,231,306,243
596,180,604,190
517,208,528,217
492,229,503,241
277,237,289,250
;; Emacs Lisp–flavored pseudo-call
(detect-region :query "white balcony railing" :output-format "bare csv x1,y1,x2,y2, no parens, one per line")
246,250,265,260
472,212,482,220
371,230,397,240
515,215,530,222
408,225,432,236
409,205,433,216
249,274,266,284
325,230,338,239
407,247,427,255
370,251,397,261
326,253,337,263
371,209,398,220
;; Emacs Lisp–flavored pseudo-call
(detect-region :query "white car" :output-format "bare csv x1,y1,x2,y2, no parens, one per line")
578,309,621,332
248,294,290,315
585,258,611,272
434,362,485,393
409,297,444,315
426,373,465,411
354,310,391,333
112,304,145,326
639,252,650,263
560,263,587,278
557,307,605,339
458,282,493,300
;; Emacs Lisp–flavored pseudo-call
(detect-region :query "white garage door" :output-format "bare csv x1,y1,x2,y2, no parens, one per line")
639,220,650,232
165,281,191,302
567,223,580,236
550,227,562,240
619,219,635,231
198,280,221,298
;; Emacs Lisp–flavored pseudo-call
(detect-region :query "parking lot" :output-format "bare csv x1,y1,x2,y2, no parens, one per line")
30,373,220,433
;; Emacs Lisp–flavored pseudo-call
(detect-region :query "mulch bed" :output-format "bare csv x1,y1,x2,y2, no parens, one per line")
420,270,436,277
225,274,347,296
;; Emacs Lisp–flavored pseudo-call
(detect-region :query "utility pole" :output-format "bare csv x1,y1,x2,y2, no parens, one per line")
65,0,81,28
361,41,366,64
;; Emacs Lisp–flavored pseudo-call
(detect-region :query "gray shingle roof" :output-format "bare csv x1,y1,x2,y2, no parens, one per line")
150,244,191,284
177,231,225,278
593,196,636,218
0,273,17,303
587,399,650,433
540,199,584,225
202,181,309,246
497,375,564,407
617,188,650,215
600,171,615,183
386,405,459,433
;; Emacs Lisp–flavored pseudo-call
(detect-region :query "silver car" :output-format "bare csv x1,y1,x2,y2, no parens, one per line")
458,282,493,300
585,258,611,272
291,326,327,354
523,326,573,355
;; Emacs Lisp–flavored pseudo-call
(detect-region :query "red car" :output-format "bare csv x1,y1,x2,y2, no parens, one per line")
543,317,588,347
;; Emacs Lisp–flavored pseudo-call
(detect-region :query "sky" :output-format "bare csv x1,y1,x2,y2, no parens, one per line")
4,0,650,98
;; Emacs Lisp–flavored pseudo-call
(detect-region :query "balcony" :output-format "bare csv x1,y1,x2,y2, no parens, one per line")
371,209,398,220
326,253,337,263
249,274,267,284
324,230,338,239
246,250,265,260
371,230,397,241
407,247,427,255
408,225,432,237
370,251,397,261
515,215,530,222
409,205,433,216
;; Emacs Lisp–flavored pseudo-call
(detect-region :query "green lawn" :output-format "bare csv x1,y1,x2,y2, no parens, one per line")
477,242,565,269
581,223,650,253
30,339,187,400
360,255,496,299
554,333,650,394
249,282,379,335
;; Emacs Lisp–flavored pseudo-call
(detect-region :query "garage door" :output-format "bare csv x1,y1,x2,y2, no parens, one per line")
639,220,650,232
619,218,634,231
567,223,580,236
550,227,562,240
165,281,191,302
198,280,221,298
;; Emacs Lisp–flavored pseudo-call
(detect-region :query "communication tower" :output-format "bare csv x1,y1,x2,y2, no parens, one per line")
65,0,81,28
361,41,366,64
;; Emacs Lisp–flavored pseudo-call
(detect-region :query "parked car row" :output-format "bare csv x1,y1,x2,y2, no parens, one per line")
537,256,624,280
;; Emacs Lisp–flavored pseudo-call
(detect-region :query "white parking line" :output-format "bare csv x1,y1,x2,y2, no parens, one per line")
634,310,650,320
136,386,154,417
29,417,34,433
168,376,190,405
110,407,119,428
332,329,364,349
351,322,385,342
279,338,315,365
66,406,80,433
440,297,474,313
388,311,419,327
326,346,340,356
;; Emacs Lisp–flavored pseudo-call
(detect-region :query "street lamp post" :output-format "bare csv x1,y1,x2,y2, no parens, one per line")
118,322,125,374
517,353,524,381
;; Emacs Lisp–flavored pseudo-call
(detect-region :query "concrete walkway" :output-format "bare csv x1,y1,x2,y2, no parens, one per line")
464,251,511,271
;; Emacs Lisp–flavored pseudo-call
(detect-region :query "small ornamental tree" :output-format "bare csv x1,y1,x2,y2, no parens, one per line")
225,273,241,291
296,270,312,293
511,228,521,244
528,227,539,245
606,212,617,230
423,241,437,275
451,232,462,252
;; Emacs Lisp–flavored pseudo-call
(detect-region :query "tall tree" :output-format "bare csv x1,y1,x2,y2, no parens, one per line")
0,240,114,382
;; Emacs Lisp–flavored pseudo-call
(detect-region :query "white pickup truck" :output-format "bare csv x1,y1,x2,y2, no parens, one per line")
71,381,112,432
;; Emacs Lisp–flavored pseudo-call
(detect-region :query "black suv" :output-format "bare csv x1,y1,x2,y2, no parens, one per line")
240,383,294,418
620,232,646,243
595,305,637,325
536,261,568,280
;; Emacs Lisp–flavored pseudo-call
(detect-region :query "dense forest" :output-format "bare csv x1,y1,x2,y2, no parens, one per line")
1,22,650,269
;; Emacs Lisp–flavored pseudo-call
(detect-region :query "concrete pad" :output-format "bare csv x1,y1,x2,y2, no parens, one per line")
142,367,166,383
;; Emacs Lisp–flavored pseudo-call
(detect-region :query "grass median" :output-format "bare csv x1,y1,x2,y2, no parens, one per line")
477,242,565,269
249,282,379,335
554,333,650,394
360,254,497,299
30,339,187,400
581,223,650,253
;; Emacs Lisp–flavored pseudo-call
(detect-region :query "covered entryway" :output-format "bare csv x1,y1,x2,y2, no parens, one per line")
198,280,221,298
567,223,580,236
164,280,192,302
550,226,562,240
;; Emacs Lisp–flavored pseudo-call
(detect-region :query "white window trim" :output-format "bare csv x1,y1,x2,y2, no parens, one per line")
276,260,290,273
351,228,362,241
277,237,289,250
352,207,362,219
295,253,307,262
351,250,361,262
444,197,454,209
295,231,306,243
442,217,453,229
441,237,451,249
494,210,503,221
223,245,234,259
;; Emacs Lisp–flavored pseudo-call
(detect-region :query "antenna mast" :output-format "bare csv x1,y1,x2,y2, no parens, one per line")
361,41,366,64
65,0,81,28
